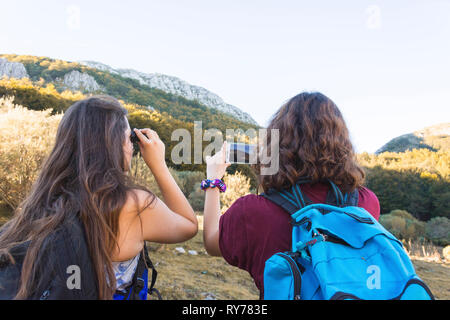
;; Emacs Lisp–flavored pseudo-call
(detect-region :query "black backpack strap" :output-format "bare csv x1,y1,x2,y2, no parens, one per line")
261,178,360,215
115,243,162,300
131,251,146,300
260,187,302,215
130,243,162,300
325,180,359,207
260,177,319,214
142,244,162,300
344,188,359,207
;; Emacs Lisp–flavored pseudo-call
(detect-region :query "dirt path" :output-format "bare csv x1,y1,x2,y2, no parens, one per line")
413,259,450,300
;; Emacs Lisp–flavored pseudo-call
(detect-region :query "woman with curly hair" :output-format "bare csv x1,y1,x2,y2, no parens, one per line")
202,91,380,299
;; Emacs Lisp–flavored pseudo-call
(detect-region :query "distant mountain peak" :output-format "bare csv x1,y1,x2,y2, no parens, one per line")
80,60,259,126
79,60,119,75
376,123,450,154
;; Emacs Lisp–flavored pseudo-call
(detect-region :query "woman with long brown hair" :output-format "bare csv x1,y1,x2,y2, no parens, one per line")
202,91,380,299
0,95,198,299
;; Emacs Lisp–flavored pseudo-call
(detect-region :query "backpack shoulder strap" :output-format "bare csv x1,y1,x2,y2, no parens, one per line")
325,183,359,207
261,178,360,215
128,243,162,300
345,188,359,207
142,244,161,299
260,188,302,215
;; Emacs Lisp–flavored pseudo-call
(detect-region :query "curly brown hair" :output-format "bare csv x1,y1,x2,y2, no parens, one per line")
254,92,365,194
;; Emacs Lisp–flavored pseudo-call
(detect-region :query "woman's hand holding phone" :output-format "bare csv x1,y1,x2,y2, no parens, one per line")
205,141,231,180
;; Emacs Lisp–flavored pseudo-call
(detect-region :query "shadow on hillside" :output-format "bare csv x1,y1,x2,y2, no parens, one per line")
363,166,449,221
376,134,438,154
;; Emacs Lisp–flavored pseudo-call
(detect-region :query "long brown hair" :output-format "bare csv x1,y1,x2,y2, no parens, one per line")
0,95,156,299
254,92,365,194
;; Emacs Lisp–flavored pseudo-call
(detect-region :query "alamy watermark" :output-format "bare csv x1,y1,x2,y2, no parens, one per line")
66,265,81,290
366,265,381,290
66,5,81,31
365,5,382,30
170,121,280,176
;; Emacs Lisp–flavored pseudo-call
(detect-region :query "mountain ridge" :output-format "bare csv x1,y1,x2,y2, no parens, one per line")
0,54,258,126
376,123,450,154
79,60,258,125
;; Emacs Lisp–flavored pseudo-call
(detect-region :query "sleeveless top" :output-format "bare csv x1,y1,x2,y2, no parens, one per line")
112,253,140,292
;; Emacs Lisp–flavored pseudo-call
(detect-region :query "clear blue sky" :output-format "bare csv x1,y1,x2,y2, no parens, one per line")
1,0,449,153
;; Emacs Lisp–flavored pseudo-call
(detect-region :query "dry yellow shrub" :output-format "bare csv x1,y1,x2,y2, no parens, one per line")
220,171,252,214
0,97,62,209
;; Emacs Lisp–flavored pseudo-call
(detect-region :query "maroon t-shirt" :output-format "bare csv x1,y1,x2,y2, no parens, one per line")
219,182,380,299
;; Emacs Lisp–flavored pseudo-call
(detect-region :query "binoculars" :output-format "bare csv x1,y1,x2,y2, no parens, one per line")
130,130,139,144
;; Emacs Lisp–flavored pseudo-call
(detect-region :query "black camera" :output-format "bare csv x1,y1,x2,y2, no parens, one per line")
130,130,139,144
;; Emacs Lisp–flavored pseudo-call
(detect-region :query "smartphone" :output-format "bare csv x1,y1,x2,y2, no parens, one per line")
226,142,257,164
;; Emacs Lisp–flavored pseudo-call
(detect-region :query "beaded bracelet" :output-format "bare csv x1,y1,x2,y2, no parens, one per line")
200,179,227,193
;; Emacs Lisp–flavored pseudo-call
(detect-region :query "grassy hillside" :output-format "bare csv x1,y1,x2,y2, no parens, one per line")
358,148,450,220
411,260,449,300
376,123,450,154
0,54,259,133
147,225,259,300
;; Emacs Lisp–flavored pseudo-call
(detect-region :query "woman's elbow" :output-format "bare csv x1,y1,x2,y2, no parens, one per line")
190,221,199,238
182,220,198,241
203,234,222,257
205,243,221,257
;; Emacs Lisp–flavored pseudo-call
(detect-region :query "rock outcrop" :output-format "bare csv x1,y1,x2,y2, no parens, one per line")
81,60,258,125
60,70,102,92
0,58,28,79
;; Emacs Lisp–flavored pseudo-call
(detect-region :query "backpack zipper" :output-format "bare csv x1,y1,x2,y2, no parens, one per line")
331,278,434,300
315,228,351,247
391,278,435,300
331,292,362,300
275,252,303,300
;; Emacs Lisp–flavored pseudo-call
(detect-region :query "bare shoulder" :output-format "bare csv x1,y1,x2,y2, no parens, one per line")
111,189,158,261
122,188,158,216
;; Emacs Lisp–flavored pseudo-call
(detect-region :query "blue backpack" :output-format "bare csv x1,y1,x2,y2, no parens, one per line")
261,179,434,300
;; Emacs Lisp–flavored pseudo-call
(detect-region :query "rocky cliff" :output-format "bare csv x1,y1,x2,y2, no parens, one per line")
0,58,29,79
80,61,258,125
58,70,102,92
